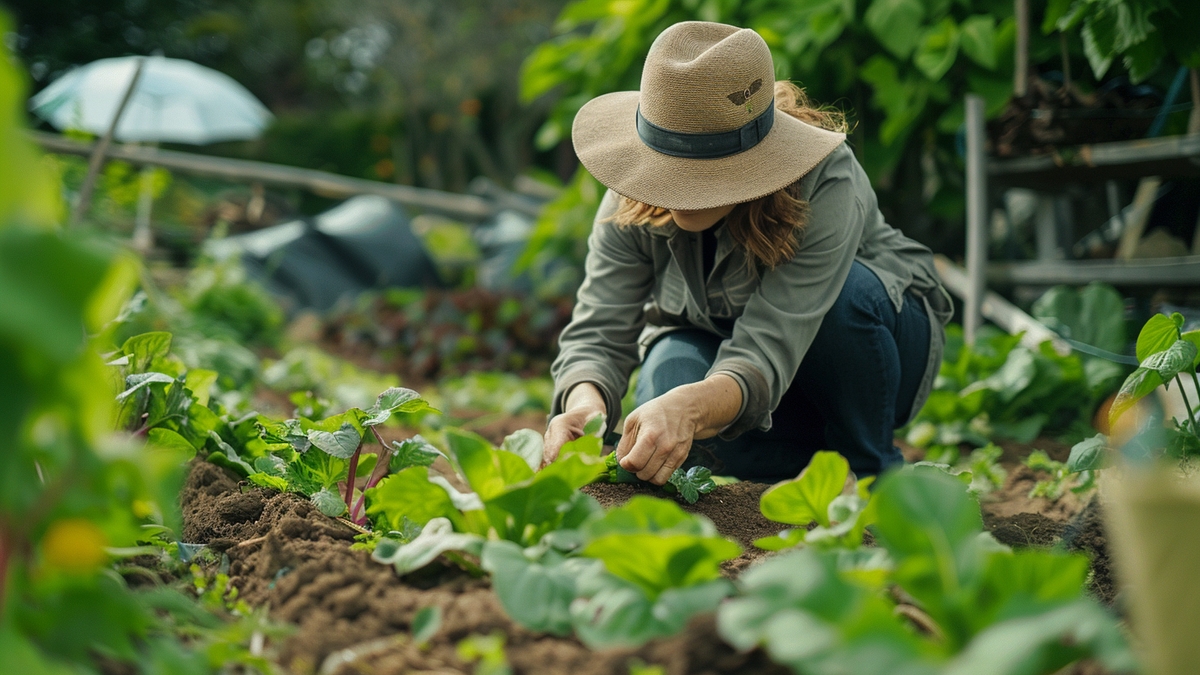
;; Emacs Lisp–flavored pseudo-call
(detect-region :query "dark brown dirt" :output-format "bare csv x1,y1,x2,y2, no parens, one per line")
1062,497,1118,607
181,461,786,675
581,481,781,576
983,512,1066,548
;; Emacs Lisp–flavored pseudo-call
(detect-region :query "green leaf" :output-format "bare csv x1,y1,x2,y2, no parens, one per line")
863,0,925,59
481,541,594,635
759,451,849,528
372,517,484,574
389,436,443,472
570,573,732,649
1141,339,1197,383
362,387,437,426
753,528,807,551
183,368,217,407
582,412,606,437
1081,10,1118,79
666,466,715,504
1182,330,1200,369
116,372,175,401
248,473,289,491
871,468,982,562
1136,313,1181,361
1109,366,1163,427
147,427,195,456
501,429,544,471
943,599,1136,675
446,428,534,500
1032,283,1126,354
913,17,960,81
581,533,740,599
311,487,347,517
1067,434,1108,472
307,423,361,459
1041,0,1078,33
412,606,442,645
583,495,714,539
119,332,173,374
959,15,997,69
365,467,464,531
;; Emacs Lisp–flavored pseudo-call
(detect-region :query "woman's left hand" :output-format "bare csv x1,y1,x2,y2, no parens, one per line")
615,374,742,485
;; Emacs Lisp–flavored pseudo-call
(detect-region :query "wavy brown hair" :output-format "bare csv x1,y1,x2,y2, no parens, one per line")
609,81,848,268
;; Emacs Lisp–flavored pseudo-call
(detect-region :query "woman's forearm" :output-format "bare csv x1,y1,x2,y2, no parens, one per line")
666,373,742,440
564,382,608,417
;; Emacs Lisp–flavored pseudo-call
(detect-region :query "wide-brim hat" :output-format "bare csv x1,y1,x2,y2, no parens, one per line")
572,21,846,211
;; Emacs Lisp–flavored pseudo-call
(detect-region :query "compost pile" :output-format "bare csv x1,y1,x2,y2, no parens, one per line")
320,289,573,381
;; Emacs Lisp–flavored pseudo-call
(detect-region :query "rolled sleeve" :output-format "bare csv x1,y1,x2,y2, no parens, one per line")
550,191,654,435
708,152,866,436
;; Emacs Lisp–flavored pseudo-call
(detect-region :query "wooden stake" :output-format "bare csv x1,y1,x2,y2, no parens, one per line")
1015,0,1029,97
71,57,146,227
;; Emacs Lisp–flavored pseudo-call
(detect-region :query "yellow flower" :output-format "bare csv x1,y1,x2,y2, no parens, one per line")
42,518,109,573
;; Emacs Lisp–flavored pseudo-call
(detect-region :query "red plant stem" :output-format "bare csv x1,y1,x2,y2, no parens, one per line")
344,441,363,512
352,428,396,524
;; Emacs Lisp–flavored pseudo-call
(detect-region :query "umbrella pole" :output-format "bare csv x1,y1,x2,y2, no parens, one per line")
70,57,146,228
132,162,155,254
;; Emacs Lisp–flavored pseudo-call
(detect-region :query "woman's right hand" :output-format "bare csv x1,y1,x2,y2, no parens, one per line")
542,382,607,468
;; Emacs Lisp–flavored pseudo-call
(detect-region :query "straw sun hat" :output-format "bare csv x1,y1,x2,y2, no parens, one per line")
572,21,846,211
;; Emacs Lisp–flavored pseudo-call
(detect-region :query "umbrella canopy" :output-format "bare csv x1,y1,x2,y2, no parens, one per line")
30,56,273,144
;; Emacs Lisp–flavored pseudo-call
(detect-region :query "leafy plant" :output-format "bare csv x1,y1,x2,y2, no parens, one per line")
754,451,877,551
601,452,716,504
720,467,1136,674
1043,0,1200,83
1025,450,1095,499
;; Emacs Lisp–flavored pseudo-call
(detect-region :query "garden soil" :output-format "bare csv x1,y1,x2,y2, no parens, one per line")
182,461,788,675
181,433,1122,674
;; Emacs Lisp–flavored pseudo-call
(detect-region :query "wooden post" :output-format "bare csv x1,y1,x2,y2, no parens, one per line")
1014,0,1029,97
965,94,988,346
1190,69,1200,135
71,57,145,227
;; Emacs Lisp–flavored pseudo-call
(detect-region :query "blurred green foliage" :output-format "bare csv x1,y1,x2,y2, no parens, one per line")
519,0,1199,264
1042,0,1200,82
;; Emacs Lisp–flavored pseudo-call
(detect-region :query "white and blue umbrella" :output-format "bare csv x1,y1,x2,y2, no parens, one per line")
30,55,272,144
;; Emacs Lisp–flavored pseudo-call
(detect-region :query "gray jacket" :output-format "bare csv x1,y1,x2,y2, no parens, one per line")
550,142,953,438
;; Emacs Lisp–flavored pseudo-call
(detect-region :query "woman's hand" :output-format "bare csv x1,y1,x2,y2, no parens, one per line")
616,374,742,485
542,382,607,468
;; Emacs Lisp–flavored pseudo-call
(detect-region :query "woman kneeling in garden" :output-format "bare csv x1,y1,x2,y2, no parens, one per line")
542,21,953,484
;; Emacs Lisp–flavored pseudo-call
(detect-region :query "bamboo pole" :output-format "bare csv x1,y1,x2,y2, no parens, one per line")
964,95,989,346
71,57,145,227
1014,0,1029,97
31,131,516,220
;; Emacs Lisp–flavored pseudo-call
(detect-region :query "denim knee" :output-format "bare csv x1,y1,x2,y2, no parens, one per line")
635,331,722,406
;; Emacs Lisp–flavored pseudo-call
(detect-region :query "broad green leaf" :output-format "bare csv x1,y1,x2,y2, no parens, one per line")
501,429,544,470
362,387,436,426
759,451,849,528
666,466,715,504
582,412,606,437
372,517,484,574
582,533,740,599
116,372,175,401
1031,283,1126,354
1182,330,1200,369
1109,366,1162,427
943,599,1136,675
307,423,361,459
913,17,960,81
183,369,218,407
480,541,595,635
872,468,982,562
959,15,996,69
570,573,732,649
1136,313,1180,361
310,487,346,517
248,473,289,491
287,445,348,493
365,467,463,531
412,606,442,645
863,0,925,59
1141,339,1197,383
389,436,443,472
446,428,534,500
119,332,172,374
1081,10,1117,78
146,428,195,456
1067,434,1108,472
486,475,579,545
753,528,807,551
583,495,714,539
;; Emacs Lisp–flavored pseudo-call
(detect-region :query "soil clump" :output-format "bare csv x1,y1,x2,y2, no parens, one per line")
1062,498,1118,606
983,512,1066,548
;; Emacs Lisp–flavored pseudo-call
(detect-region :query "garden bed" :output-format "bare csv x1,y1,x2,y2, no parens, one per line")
181,426,1120,675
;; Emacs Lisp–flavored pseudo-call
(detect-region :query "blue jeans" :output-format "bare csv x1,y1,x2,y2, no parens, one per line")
635,262,930,481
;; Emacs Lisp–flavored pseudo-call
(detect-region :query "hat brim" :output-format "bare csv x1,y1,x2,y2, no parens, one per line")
572,91,847,211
